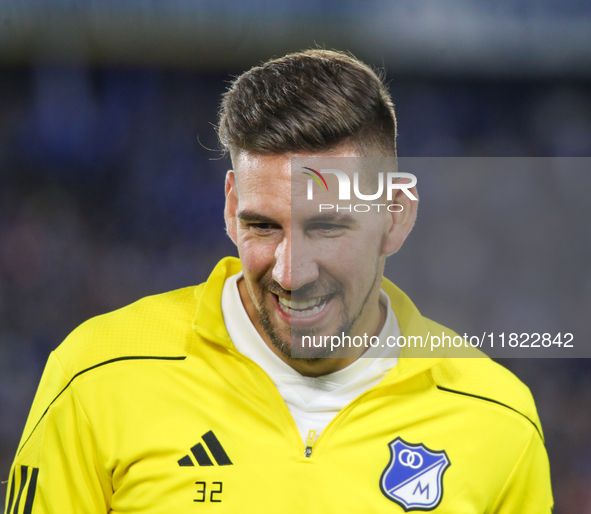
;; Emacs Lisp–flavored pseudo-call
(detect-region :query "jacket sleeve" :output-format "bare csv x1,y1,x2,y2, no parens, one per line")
491,427,553,513
4,352,111,514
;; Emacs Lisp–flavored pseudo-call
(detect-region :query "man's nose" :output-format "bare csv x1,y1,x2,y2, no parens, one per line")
272,232,319,292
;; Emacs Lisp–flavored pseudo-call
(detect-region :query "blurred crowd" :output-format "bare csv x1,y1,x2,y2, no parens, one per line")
0,67,590,512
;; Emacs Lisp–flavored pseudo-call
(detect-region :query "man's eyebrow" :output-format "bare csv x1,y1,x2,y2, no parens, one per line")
307,213,357,224
237,211,278,223
237,211,358,225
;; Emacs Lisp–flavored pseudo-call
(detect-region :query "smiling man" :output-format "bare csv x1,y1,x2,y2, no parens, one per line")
223,150,415,374
5,50,552,513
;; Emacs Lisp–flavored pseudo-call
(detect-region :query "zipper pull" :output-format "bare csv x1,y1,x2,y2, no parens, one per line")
304,430,317,458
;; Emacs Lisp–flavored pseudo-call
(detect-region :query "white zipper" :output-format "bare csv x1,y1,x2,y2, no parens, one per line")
304,430,317,457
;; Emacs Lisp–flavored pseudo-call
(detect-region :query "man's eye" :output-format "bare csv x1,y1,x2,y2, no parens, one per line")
310,223,345,233
250,223,276,232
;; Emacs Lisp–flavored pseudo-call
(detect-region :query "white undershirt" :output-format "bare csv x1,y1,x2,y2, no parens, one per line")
221,272,400,443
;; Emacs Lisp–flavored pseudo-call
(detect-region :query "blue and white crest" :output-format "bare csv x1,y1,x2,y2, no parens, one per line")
380,437,450,511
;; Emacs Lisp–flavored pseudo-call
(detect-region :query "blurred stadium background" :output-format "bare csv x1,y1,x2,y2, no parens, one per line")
1,1,590,511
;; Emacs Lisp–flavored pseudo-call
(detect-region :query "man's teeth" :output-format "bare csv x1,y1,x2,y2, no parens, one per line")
278,296,324,309
277,295,328,316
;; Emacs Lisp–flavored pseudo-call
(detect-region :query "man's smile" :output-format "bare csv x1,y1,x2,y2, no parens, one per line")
276,294,332,317
271,292,335,327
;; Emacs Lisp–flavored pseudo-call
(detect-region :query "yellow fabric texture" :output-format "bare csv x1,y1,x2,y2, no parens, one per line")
5,257,553,513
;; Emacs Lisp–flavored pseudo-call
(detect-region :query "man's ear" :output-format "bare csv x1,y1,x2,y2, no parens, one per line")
224,170,238,245
381,181,418,256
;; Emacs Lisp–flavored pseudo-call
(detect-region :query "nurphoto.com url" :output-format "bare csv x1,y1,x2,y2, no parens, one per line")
301,332,574,352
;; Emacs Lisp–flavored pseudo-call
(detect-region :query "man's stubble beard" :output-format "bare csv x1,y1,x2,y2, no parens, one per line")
258,298,355,361
253,267,380,362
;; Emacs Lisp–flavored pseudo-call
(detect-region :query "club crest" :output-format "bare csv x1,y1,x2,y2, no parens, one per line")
380,437,450,511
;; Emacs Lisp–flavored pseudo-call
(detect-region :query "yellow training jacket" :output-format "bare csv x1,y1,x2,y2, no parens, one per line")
5,257,552,513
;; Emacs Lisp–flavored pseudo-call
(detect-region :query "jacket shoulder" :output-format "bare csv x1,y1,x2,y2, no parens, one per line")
430,353,542,438
55,285,203,378
421,317,543,437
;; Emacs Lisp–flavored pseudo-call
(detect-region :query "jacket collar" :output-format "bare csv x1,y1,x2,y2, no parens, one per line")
193,257,442,382
192,257,241,348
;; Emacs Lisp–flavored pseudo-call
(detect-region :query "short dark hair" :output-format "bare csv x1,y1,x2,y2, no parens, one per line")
217,49,397,160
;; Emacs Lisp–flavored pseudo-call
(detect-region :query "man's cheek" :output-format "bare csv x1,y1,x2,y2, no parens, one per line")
239,241,275,274
312,240,358,269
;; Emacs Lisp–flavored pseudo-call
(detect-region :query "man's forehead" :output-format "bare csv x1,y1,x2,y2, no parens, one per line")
232,148,393,207
233,146,363,172
233,152,290,187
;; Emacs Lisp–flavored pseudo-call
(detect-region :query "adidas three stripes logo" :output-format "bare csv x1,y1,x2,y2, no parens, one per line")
6,465,39,514
178,430,233,467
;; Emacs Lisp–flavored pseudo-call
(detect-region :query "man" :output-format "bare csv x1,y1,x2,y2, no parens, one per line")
5,50,551,513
